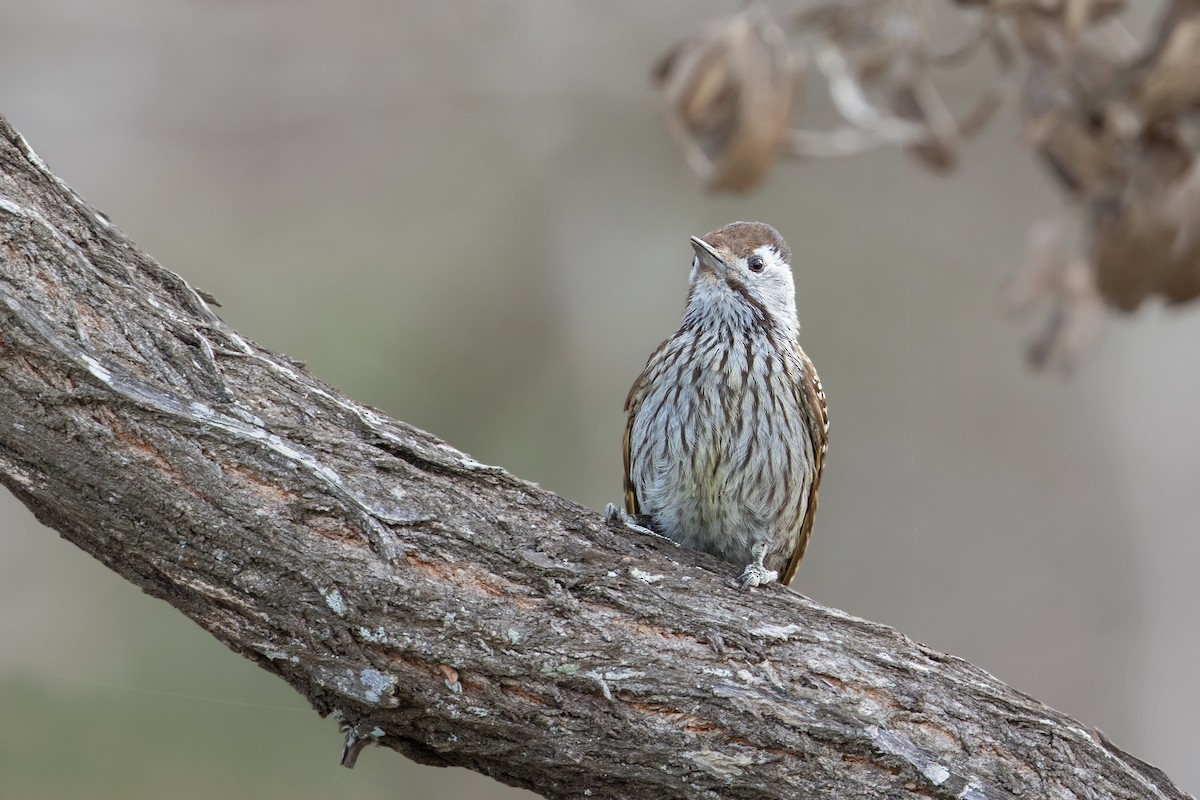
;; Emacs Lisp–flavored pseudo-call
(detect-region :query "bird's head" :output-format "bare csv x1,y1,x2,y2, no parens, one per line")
686,221,799,338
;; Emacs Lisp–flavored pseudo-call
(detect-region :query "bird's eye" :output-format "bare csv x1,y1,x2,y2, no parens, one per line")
748,255,766,273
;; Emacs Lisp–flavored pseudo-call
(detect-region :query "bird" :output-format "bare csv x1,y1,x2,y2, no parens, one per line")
613,221,828,588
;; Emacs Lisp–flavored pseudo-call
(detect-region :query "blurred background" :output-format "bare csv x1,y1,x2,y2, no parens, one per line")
2,2,1198,798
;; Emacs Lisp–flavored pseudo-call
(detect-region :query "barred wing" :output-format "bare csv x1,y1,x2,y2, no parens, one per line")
780,349,828,586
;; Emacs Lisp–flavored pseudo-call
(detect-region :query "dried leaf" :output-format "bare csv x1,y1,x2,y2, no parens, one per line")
954,0,1125,25
1003,216,1102,370
1064,0,1112,40
1133,17,1200,123
893,81,960,171
654,5,797,193
1091,149,1200,310
1025,257,1104,371
1004,215,1074,315
1021,58,1119,196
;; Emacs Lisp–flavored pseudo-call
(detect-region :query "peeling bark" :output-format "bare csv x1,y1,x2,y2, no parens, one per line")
0,115,1189,800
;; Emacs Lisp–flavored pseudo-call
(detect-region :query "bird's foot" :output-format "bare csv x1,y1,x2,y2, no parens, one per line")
604,503,657,537
733,540,777,589
734,562,779,590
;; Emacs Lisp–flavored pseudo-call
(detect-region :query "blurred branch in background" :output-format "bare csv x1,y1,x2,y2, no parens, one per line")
0,115,1193,800
655,0,1200,370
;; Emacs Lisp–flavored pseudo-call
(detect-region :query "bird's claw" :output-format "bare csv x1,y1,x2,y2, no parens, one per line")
735,563,778,590
604,503,657,537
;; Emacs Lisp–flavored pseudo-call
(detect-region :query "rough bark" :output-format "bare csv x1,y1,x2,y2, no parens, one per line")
0,114,1188,800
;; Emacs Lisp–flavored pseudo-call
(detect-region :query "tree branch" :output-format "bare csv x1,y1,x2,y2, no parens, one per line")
0,115,1187,800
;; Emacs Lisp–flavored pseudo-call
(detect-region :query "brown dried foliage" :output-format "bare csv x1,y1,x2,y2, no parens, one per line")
654,6,798,192
656,1,1200,370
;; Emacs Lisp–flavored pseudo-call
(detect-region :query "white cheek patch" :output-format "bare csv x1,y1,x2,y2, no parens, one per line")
755,245,785,270
748,245,799,337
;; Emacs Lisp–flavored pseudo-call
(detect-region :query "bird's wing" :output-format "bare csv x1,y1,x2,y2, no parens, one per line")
622,373,648,517
781,349,829,586
622,339,672,517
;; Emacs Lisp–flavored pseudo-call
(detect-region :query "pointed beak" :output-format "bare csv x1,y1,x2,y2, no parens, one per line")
690,236,727,277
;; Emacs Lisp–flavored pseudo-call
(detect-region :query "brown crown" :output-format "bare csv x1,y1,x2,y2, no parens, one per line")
698,221,791,265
